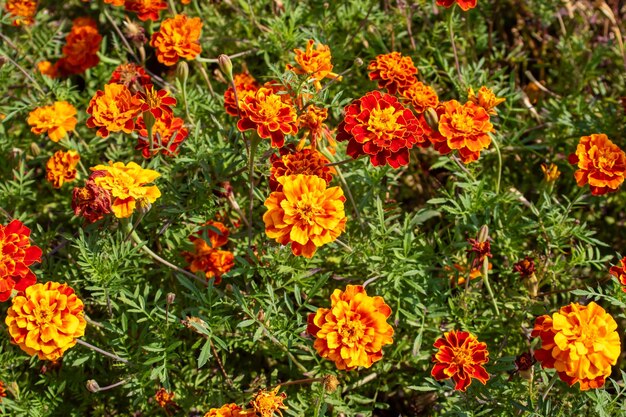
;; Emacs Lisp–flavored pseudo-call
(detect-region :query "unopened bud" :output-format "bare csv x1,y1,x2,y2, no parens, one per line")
424,107,439,131
477,225,489,243
354,57,364,67
323,375,339,393
86,379,100,393
524,272,538,298
30,142,41,156
176,61,189,85
166,292,176,305
218,54,233,83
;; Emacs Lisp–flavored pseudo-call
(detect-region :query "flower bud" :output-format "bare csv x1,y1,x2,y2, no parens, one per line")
323,375,339,393
86,379,100,393
30,142,41,156
218,54,233,83
477,224,489,243
424,107,439,131
166,292,176,305
524,272,538,298
176,61,189,86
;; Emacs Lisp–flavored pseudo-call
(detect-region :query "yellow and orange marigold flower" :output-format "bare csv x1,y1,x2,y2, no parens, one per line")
90,161,161,218
568,133,626,196
468,86,505,115
27,101,78,142
124,0,167,21
57,18,102,76
183,221,234,285
307,284,394,370
431,330,490,391
263,174,346,258
269,146,335,191
609,256,626,292
286,39,342,91
150,14,202,66
436,0,477,11
336,90,426,168
532,302,621,390
250,386,287,417
46,150,80,188
224,72,259,117
204,403,254,417
541,163,561,183
401,81,439,114
5,282,87,361
136,114,188,158
237,87,298,148
86,83,142,138
0,220,41,302
72,172,113,224
4,0,37,26
368,52,418,95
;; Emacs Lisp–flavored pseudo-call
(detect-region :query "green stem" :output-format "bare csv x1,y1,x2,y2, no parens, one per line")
448,9,463,83
313,383,326,417
491,134,502,194
247,136,260,250
481,257,500,316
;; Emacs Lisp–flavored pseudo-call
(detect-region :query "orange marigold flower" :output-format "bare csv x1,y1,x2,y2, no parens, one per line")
269,146,335,191
150,14,202,66
307,284,394,370
541,163,561,183
37,61,58,78
27,101,78,142
109,63,152,90
90,162,161,218
436,0,477,11
5,282,87,361
46,150,80,188
105,0,124,5
436,100,493,164
86,83,142,138
135,113,188,158
468,86,505,115
57,18,102,76
124,0,167,21
204,403,254,417
431,330,490,391
263,175,346,258
72,173,113,224
336,91,426,168
4,0,37,26
0,220,41,302
445,262,492,287
286,39,342,91
609,256,626,292
183,221,233,284
568,133,626,196
401,81,439,114
224,72,259,117
137,86,177,118
368,52,418,95
531,302,621,390
0,380,5,401
250,386,287,417
237,87,298,148
297,105,334,149
154,388,176,408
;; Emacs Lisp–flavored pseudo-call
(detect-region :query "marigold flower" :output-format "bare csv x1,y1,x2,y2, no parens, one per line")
541,163,561,183
37,61,58,78
263,174,346,258
57,18,102,76
46,150,80,188
183,221,234,284
568,133,626,196
224,72,259,117
531,302,621,390
237,87,298,148
436,0,477,11
4,0,37,26
109,63,152,90
269,146,335,191
250,386,287,417
104,0,124,5
0,380,5,401
286,39,342,91
154,388,176,408
468,86,505,115
513,256,536,278
204,403,254,417
90,161,161,218
436,100,493,164
297,105,334,149
609,256,626,292
150,14,202,66
0,220,41,302
135,114,188,158
431,330,490,391
401,81,439,114
307,284,394,370
86,83,142,138
5,282,87,361
137,86,177,118
27,101,78,142
72,173,113,224
124,0,167,21
368,52,418,94
336,91,425,168
445,262,492,287
466,237,492,268
514,352,535,380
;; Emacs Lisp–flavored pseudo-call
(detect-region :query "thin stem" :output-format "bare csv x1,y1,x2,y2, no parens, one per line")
247,137,259,250
313,383,326,417
447,9,463,83
481,256,500,316
210,340,234,387
277,377,323,388
98,379,128,392
0,48,45,96
77,339,129,364
491,134,502,194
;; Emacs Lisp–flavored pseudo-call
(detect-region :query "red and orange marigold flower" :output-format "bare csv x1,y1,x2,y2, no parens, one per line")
337,90,425,168
568,133,626,196
307,284,394,370
436,0,477,11
150,14,202,66
72,172,113,224
431,330,490,391
250,386,288,417
0,380,5,401
609,256,626,292
368,52,418,94
4,0,37,26
183,221,234,285
86,83,142,138
27,101,78,142
269,146,335,191
5,282,87,361
46,150,80,188
263,174,346,258
286,39,342,91
224,72,259,117
297,105,334,149
124,0,167,21
135,113,188,158
532,302,621,390
110,63,152,90
138,86,177,118
0,220,42,302
57,18,102,76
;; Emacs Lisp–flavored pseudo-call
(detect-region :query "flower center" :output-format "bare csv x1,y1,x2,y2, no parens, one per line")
368,106,401,137
34,306,54,325
258,95,283,120
337,316,366,345
451,347,473,366
450,110,476,132
295,200,321,225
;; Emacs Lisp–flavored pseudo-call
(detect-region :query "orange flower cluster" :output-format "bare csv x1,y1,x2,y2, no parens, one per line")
569,133,626,195
269,146,335,191
124,0,167,21
436,0,477,11
5,282,87,361
532,302,621,390
183,221,235,285
4,0,37,26
431,330,490,391
27,101,78,142
56,18,103,76
263,174,346,258
337,90,425,168
150,14,202,66
368,52,418,95
72,172,113,224
46,150,80,188
307,285,394,370
224,72,259,117
250,386,288,417
286,39,342,91
609,256,626,292
0,220,41,302
87,83,142,138
237,87,298,148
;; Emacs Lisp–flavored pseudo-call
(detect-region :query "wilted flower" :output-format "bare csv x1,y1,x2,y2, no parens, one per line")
124,0,167,21
609,256,626,292
514,352,535,380
401,81,439,114
135,113,188,158
467,86,505,115
431,330,490,391
541,163,561,183
46,150,80,188
532,302,621,390
436,0,477,11
123,18,148,46
86,83,142,138
150,14,202,66
0,220,41,302
568,133,626,196
72,172,113,224
109,63,152,90
286,39,342,91
57,18,102,76
27,101,78,142
5,282,87,361
368,52,417,94
250,386,287,417
513,256,536,278
224,72,259,117
269,146,335,191
4,0,37,26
